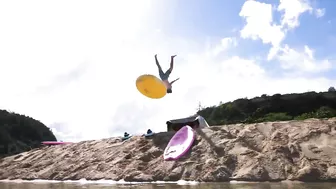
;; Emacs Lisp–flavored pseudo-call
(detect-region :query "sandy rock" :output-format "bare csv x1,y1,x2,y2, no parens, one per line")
327,166,336,179
0,118,336,182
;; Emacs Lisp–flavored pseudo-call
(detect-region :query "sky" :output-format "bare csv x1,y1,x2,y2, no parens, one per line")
0,0,335,142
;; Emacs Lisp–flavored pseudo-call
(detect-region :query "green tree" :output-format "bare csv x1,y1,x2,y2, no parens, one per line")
328,86,336,92
0,110,57,157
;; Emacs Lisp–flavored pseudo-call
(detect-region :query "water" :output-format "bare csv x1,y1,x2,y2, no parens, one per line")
0,181,336,189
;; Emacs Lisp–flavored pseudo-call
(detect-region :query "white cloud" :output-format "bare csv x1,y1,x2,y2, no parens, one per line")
49,122,85,142
208,37,238,57
0,0,334,142
239,0,333,73
314,8,326,18
220,56,265,78
274,45,332,73
238,0,314,47
239,0,285,47
277,0,313,29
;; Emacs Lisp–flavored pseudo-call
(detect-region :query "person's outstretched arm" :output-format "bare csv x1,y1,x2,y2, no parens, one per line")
170,77,180,85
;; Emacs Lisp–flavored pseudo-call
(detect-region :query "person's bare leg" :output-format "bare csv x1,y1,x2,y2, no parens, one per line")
155,54,162,70
169,55,177,72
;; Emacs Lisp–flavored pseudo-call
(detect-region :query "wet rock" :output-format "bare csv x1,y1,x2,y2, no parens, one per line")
166,166,184,181
212,166,231,181
232,164,271,181
294,165,321,181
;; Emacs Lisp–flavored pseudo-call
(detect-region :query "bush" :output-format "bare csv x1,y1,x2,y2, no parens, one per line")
315,106,336,118
263,112,293,122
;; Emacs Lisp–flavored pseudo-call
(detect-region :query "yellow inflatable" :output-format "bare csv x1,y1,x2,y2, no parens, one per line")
136,74,167,99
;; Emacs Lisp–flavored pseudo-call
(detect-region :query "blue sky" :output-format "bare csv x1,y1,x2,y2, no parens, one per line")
0,0,335,141
147,0,336,78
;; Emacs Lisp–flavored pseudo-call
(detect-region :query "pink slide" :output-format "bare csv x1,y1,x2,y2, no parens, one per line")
163,125,196,161
41,141,73,145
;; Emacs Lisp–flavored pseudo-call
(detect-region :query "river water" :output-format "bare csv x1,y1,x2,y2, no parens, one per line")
1,181,336,189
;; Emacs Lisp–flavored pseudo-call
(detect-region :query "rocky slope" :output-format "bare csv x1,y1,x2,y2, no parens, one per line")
0,118,336,182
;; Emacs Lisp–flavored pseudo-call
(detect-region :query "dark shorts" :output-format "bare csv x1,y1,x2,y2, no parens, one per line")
159,69,171,81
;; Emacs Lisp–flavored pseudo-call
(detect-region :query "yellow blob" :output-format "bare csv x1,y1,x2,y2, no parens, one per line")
136,74,167,99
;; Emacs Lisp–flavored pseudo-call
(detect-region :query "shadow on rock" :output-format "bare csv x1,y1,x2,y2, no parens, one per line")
152,131,175,150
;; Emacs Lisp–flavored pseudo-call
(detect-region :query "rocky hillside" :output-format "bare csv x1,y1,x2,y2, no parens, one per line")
0,110,57,157
0,118,335,182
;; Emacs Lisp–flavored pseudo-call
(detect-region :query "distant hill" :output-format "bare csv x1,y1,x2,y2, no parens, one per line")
0,110,56,157
197,90,336,126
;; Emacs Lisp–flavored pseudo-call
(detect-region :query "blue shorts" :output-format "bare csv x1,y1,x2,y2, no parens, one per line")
159,69,171,81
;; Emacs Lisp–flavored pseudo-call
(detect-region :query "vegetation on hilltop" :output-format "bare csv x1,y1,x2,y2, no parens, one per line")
197,87,336,126
0,110,56,157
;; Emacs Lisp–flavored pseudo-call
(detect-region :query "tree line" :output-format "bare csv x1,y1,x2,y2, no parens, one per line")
197,87,336,126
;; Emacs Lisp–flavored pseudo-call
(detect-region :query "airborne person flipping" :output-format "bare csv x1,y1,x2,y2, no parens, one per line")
154,54,180,93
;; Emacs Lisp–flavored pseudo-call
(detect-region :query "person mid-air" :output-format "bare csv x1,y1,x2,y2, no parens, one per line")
154,54,180,93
